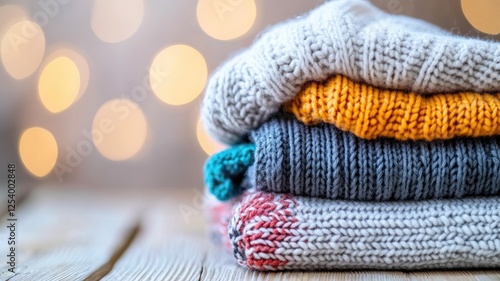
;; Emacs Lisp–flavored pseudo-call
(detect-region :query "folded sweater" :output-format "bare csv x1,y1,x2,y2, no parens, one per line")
284,75,500,141
201,0,500,144
217,191,500,271
204,117,500,201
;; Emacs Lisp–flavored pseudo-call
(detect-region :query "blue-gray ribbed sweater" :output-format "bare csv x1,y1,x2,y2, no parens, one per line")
204,116,500,201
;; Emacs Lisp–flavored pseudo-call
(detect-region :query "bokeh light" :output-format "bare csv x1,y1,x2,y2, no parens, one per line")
38,56,81,113
19,127,58,177
0,5,28,34
43,47,90,102
196,119,227,156
1,20,45,79
92,99,148,161
91,0,144,43
150,44,207,105
197,0,257,40
461,0,500,35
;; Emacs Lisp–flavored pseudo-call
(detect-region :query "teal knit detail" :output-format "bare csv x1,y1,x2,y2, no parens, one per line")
204,144,255,201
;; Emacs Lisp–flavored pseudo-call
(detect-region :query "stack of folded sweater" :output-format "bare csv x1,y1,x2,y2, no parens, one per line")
201,0,500,271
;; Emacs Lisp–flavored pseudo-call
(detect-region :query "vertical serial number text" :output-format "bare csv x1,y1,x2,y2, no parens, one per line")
7,163,16,273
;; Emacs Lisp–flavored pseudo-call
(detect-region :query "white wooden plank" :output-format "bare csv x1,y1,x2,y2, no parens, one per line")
101,188,207,281
409,271,500,281
0,187,142,281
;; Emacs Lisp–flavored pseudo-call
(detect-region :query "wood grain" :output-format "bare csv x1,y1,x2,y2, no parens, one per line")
101,189,207,281
409,271,500,281
84,222,141,281
0,187,142,281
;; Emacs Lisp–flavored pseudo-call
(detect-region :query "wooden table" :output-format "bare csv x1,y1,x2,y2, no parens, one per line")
0,187,498,281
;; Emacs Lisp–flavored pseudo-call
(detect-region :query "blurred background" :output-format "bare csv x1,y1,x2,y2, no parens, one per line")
0,0,499,191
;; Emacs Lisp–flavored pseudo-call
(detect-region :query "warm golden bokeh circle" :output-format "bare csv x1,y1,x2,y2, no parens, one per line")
461,0,500,35
196,119,227,156
19,127,58,177
1,20,45,79
92,99,148,161
150,44,207,105
43,47,90,102
197,0,257,40
91,0,144,43
38,56,81,113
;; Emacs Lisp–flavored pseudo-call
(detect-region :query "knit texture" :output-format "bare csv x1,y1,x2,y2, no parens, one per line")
225,191,500,271
285,75,500,141
204,144,255,201
201,0,500,143
204,117,500,201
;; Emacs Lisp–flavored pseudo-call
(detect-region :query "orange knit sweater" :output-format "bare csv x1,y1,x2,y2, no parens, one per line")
284,75,500,140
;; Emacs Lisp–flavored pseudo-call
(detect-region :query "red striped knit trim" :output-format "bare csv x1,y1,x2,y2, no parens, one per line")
232,192,298,270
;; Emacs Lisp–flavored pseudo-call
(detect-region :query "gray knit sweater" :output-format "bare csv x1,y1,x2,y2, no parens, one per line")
226,191,500,270
204,117,500,201
201,0,500,144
